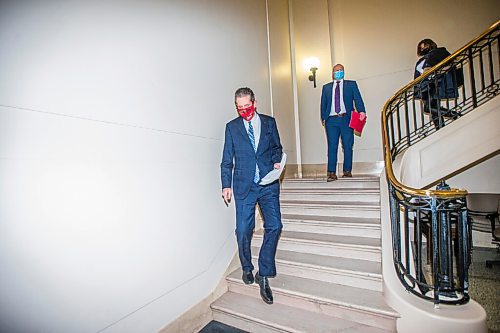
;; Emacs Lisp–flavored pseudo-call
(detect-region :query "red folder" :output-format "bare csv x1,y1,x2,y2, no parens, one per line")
349,110,367,136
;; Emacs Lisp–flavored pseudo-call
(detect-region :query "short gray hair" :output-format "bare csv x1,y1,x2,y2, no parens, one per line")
234,87,255,102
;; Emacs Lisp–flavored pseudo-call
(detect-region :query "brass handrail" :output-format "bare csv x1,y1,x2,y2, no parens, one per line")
380,20,500,198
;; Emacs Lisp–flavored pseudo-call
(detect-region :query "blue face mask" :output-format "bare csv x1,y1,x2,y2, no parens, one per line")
333,70,344,81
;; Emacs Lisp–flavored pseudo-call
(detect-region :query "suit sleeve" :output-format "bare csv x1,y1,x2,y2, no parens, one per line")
220,124,234,189
270,118,283,164
320,85,328,122
353,81,366,113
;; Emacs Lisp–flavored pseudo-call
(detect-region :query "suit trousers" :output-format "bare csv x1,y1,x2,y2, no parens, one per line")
235,181,282,277
326,115,354,173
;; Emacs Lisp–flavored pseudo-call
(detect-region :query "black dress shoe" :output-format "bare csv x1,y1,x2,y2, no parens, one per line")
242,270,254,285
449,110,461,120
255,272,273,304
342,171,352,178
327,172,337,182
440,109,459,119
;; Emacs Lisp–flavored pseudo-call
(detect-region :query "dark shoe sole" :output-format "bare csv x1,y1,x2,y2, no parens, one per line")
260,295,273,304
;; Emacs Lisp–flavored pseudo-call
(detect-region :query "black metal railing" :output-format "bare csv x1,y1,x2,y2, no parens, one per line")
381,21,499,305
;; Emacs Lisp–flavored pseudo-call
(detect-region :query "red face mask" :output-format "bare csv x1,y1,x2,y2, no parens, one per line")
237,103,256,121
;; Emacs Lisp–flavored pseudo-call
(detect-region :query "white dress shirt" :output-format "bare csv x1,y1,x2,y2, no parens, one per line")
416,57,426,74
243,112,261,149
329,79,347,116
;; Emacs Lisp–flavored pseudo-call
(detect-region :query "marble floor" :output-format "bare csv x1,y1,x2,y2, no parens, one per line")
418,244,500,333
469,247,500,333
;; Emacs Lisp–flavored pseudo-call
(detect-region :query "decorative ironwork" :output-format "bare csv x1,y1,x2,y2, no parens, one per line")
382,21,499,305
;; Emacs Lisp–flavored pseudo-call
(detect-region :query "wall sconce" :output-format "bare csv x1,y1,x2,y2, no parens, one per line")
309,67,318,88
304,57,320,88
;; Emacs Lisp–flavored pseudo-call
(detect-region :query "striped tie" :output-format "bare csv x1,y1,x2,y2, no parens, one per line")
247,121,260,183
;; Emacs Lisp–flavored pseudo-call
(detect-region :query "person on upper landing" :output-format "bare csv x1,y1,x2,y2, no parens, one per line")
320,64,366,182
414,38,462,129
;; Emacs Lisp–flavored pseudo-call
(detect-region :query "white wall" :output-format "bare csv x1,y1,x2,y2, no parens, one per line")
323,0,500,163
0,1,271,332
448,154,500,194
267,0,298,164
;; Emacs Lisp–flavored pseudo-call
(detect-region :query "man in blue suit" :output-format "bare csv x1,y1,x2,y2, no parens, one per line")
321,64,366,182
221,87,283,304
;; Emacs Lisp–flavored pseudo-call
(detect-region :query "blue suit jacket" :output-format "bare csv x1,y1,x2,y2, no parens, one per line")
320,80,366,122
221,114,283,200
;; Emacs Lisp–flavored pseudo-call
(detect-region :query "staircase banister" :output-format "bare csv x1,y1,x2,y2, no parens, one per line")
378,21,500,199
381,99,468,199
379,20,500,305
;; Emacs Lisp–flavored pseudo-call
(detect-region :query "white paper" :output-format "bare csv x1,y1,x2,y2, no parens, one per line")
259,152,287,185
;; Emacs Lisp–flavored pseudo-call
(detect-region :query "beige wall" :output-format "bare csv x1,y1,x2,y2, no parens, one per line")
0,1,271,332
267,0,298,164
291,0,333,165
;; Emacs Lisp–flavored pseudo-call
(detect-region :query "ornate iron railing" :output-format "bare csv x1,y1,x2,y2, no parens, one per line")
381,21,499,305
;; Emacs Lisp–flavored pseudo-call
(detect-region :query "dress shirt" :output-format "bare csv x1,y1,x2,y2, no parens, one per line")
416,57,426,74
329,79,347,116
243,112,261,149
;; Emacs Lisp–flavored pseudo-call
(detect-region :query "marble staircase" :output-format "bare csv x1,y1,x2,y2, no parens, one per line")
211,176,399,332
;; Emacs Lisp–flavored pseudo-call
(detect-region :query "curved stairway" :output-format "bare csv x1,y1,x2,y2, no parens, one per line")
211,176,399,332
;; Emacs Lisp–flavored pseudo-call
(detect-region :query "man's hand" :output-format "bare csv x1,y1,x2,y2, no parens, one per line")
322,120,325,127
222,188,232,205
274,163,280,170
359,112,366,121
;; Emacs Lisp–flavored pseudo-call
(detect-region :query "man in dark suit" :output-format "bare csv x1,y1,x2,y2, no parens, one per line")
321,64,366,182
221,87,283,304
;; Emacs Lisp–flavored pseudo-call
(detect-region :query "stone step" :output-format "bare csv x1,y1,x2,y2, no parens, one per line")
253,230,381,262
282,213,380,238
285,175,380,182
281,187,380,193
280,202,381,219
281,199,379,207
251,248,382,291
225,270,399,331
280,190,380,203
282,177,380,190
212,292,392,333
